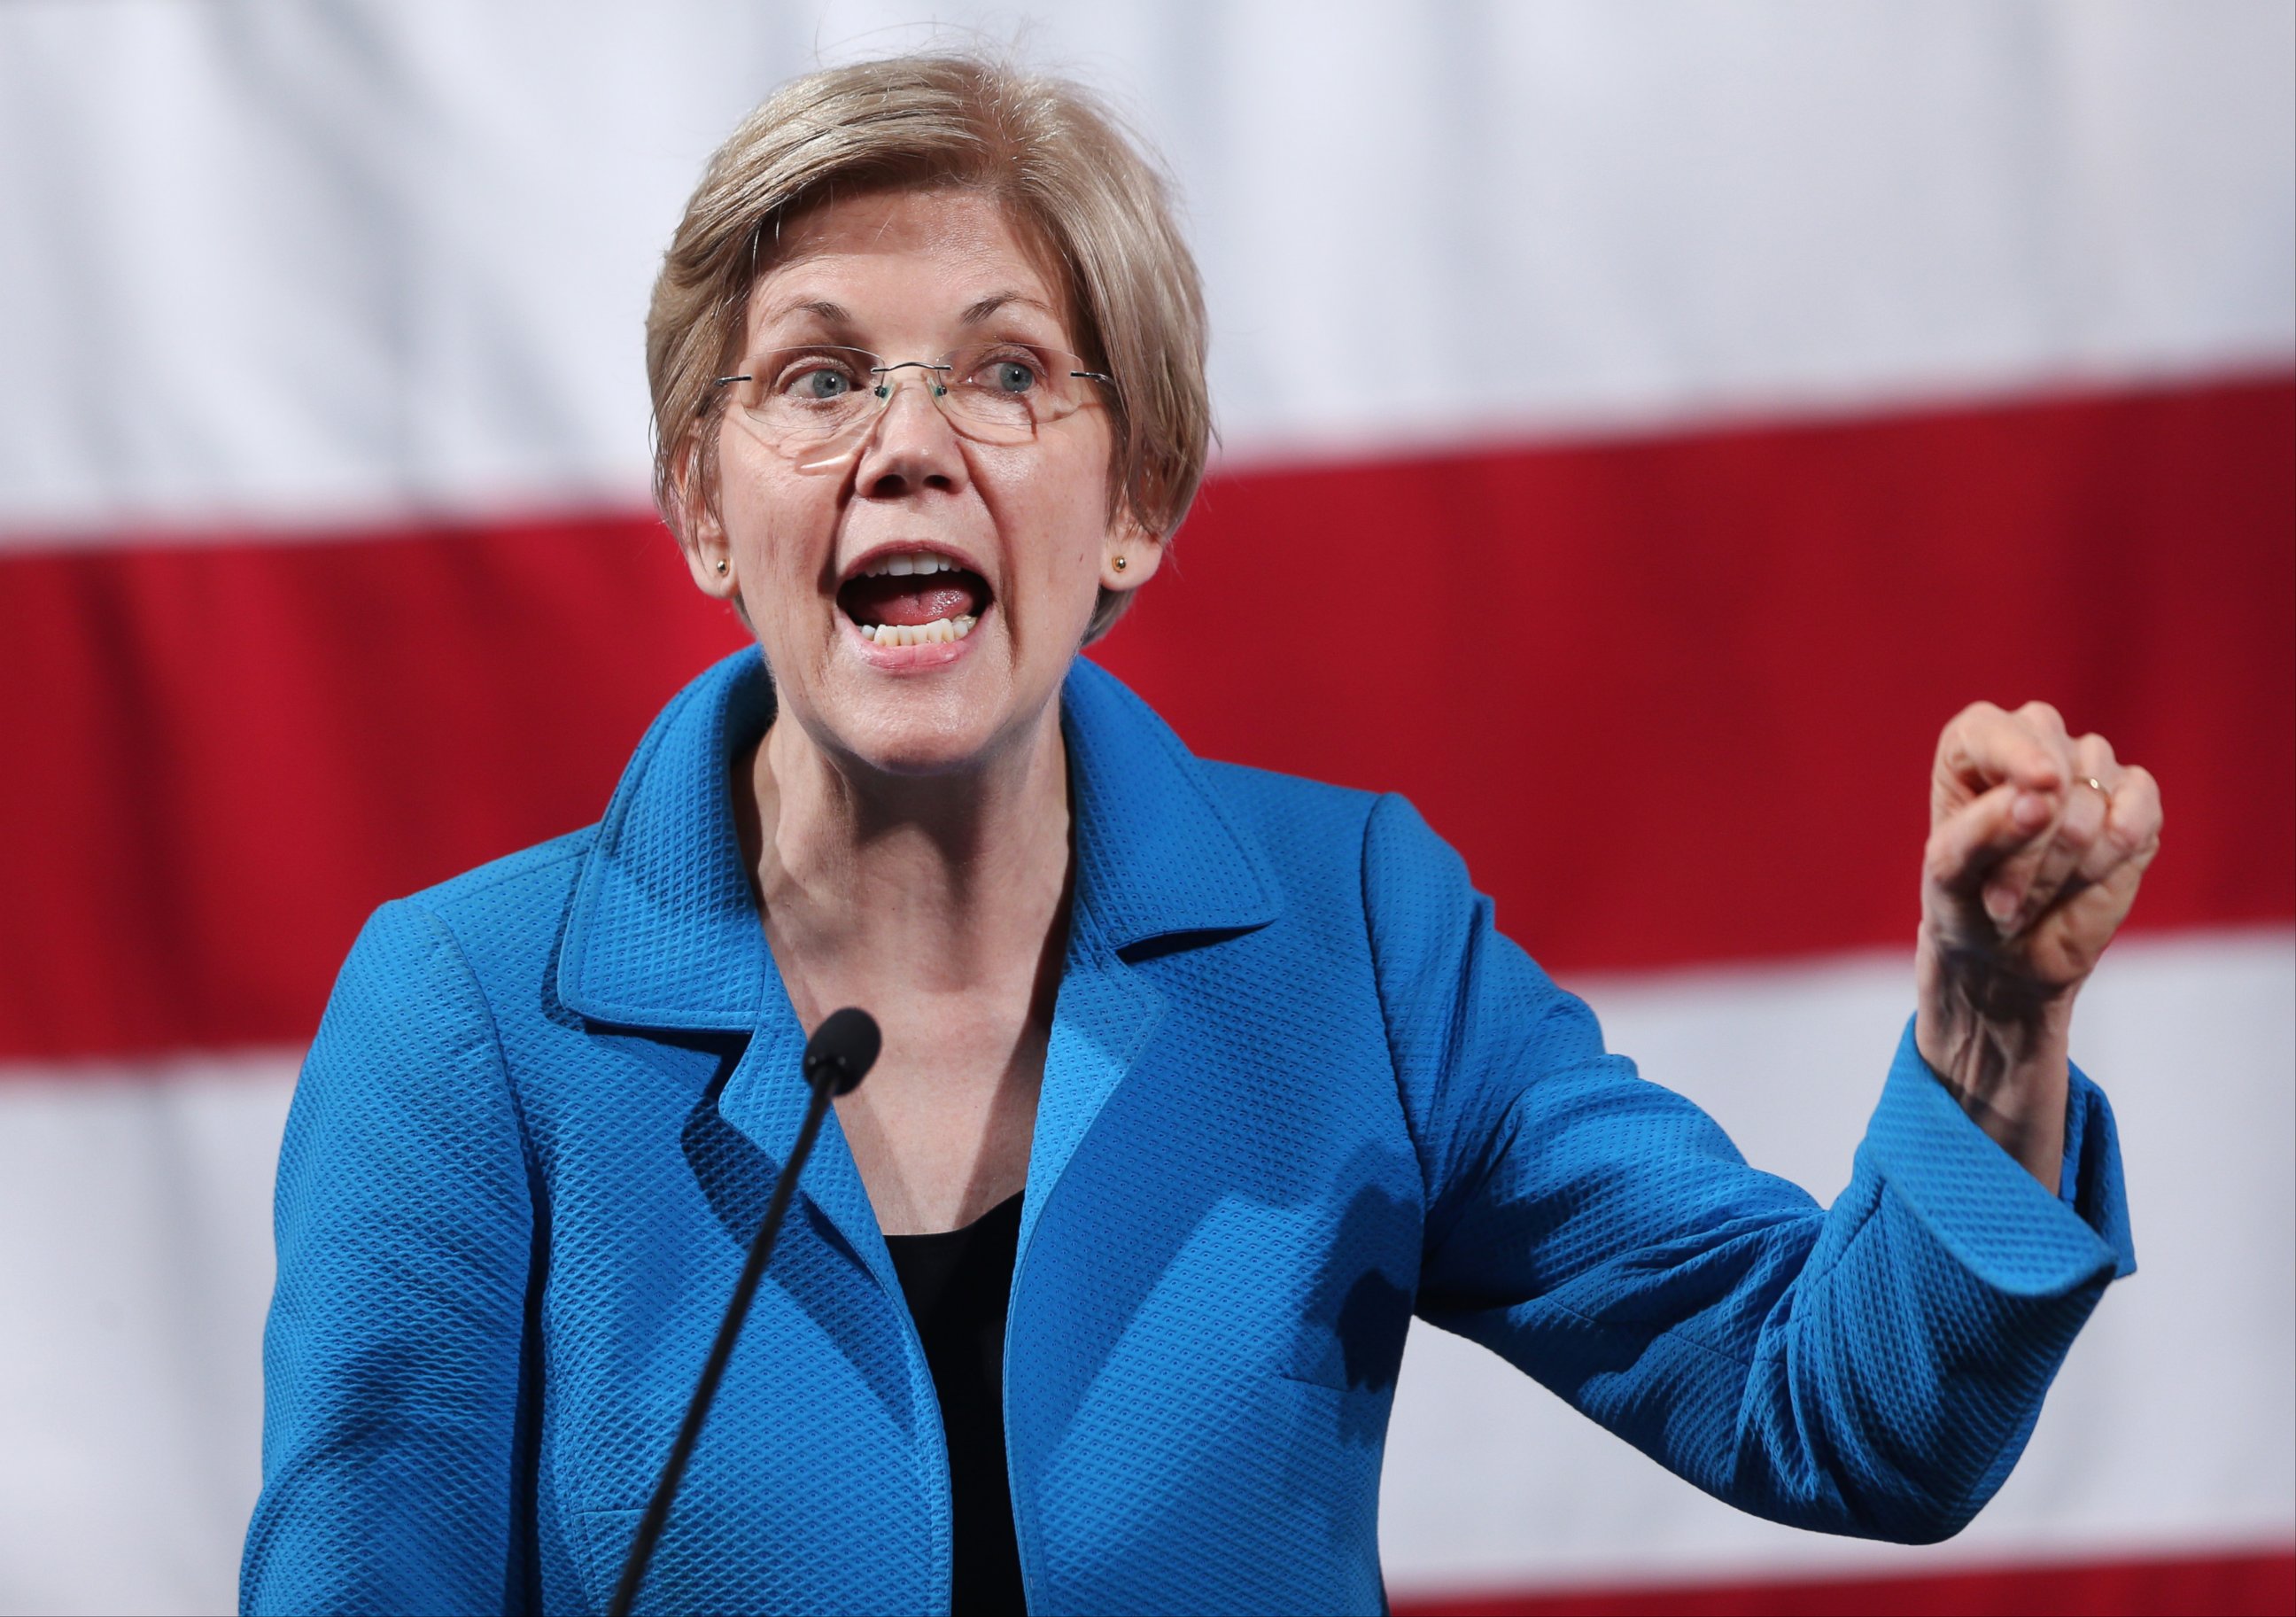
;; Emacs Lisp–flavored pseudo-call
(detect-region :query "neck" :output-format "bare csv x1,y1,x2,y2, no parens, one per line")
737,699,1074,999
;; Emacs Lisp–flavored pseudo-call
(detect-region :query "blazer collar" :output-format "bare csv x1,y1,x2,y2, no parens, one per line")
556,649,1280,1031
1059,655,1282,953
556,649,776,1030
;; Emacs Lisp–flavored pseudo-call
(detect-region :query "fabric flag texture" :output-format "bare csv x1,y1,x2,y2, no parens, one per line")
0,4,2289,1614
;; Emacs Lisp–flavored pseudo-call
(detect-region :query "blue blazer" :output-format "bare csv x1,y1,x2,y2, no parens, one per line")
243,649,2134,1615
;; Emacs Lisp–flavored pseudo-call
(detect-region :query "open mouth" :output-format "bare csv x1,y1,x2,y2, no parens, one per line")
837,549,993,647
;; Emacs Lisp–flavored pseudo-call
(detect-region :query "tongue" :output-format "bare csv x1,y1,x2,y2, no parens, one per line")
841,571,989,627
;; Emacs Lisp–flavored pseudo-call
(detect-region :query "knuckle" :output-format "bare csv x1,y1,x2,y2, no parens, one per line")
2018,699,2066,732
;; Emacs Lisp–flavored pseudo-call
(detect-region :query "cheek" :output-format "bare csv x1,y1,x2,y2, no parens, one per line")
1004,504,1102,640
722,455,836,592
989,441,1113,607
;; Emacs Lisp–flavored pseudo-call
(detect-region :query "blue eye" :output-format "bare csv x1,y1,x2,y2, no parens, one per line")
987,360,1036,393
787,367,853,400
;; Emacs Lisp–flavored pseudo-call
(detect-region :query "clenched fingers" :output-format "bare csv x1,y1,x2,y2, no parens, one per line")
1925,779,2056,913
2073,762,2165,890
1988,734,2118,934
1935,700,2074,813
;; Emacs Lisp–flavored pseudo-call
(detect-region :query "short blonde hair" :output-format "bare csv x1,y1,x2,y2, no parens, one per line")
647,52,1211,642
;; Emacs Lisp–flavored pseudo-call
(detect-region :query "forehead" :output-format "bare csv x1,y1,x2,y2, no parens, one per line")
745,187,1071,341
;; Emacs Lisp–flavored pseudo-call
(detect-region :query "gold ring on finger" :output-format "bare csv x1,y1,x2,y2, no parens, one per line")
2082,775,2108,797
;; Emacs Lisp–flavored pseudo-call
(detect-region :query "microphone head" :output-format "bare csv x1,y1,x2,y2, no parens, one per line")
803,1007,880,1095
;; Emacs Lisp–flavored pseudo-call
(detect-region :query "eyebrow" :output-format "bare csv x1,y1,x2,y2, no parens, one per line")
757,296,856,330
754,291,1062,341
960,292,1059,326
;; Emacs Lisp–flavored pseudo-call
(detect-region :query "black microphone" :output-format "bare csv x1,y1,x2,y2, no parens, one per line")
609,1007,882,1617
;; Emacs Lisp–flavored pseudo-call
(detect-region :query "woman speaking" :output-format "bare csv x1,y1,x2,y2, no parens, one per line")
242,51,2158,1617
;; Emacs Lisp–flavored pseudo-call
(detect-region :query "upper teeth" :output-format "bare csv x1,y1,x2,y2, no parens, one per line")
862,551,962,578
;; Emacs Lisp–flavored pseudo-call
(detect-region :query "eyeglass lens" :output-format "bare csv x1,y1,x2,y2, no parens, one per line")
722,345,1106,468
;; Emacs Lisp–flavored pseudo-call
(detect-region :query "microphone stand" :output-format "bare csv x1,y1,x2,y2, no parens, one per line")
608,1009,880,1617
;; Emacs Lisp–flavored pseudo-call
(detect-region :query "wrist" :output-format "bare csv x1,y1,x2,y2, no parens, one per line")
1915,922,2075,1190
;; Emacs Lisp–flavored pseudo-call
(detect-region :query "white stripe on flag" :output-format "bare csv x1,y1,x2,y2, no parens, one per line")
1380,926,2296,1593
0,1052,294,1617
0,1,2288,539
0,928,2286,1613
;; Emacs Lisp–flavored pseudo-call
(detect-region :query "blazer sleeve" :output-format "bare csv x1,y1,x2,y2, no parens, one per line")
1364,793,2136,1544
241,900,537,1614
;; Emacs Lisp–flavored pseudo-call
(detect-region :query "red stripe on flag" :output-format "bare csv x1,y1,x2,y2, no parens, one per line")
1098,371,2295,975
1388,1545,2296,1616
3,375,2288,1061
0,516,749,1061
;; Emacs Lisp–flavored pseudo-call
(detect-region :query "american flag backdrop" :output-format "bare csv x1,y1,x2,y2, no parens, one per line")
1,4,2291,1613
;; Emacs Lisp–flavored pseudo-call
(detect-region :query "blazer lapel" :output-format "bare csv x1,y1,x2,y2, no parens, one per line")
1018,907,1167,1262
715,971,901,1293
1015,657,1284,1258
555,649,892,1275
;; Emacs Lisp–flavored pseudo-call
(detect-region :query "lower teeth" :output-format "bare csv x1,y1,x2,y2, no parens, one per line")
863,614,978,648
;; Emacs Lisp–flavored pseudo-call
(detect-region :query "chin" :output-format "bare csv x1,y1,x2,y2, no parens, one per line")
828,680,1023,780
858,727,1002,779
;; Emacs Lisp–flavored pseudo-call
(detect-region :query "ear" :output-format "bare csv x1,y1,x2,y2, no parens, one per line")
669,429,738,600
1099,507,1165,594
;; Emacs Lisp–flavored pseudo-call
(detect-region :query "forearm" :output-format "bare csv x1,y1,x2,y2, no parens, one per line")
1429,1022,2130,1543
1666,1048,2126,1540
1740,1176,2108,1540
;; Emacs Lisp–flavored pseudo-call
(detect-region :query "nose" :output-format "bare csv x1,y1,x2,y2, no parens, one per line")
850,367,967,501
